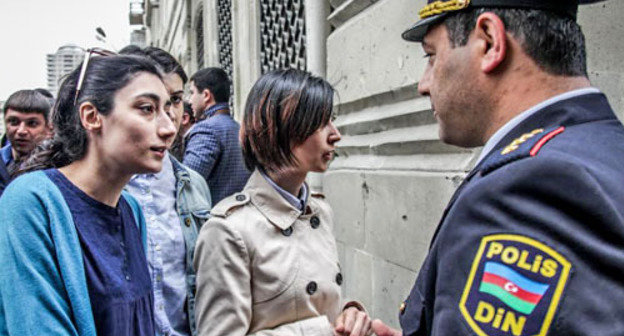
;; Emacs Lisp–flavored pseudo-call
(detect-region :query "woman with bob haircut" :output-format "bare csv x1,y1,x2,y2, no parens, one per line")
0,53,176,335
194,68,372,336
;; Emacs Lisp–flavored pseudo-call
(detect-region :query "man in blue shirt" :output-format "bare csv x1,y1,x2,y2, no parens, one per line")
1,89,53,176
185,67,251,204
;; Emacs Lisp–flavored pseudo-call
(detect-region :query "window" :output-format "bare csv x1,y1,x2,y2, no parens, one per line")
259,0,307,73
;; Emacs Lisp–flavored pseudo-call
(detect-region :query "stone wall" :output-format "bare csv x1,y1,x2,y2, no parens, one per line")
144,0,195,77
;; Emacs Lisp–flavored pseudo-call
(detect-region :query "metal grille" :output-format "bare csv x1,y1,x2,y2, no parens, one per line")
217,0,233,79
259,0,307,74
196,13,204,69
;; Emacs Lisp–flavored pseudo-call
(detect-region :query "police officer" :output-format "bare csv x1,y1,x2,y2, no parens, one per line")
372,1,624,335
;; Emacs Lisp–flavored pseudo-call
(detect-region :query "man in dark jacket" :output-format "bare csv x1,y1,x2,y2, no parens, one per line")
184,68,250,204
373,1,624,336
0,159,9,196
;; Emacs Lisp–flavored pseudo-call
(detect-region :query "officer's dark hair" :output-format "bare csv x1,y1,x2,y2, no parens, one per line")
240,68,334,171
444,8,587,77
20,55,163,174
119,45,188,83
190,67,231,103
3,89,53,121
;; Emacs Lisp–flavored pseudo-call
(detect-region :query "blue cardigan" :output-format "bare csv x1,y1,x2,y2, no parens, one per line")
0,171,147,336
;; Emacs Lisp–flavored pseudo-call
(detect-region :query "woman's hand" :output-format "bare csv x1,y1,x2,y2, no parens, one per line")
333,306,372,336
370,319,402,336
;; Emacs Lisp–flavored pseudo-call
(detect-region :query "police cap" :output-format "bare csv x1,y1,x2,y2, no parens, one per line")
402,0,608,42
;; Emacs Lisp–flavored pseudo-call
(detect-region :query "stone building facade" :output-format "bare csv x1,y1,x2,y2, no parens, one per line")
136,0,624,327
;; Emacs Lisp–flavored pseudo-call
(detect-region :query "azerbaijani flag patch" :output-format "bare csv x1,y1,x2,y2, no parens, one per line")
459,234,571,336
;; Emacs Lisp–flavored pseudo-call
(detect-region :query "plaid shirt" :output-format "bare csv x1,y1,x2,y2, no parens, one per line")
183,103,251,204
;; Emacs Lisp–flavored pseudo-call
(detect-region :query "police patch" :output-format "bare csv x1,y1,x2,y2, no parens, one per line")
459,234,571,336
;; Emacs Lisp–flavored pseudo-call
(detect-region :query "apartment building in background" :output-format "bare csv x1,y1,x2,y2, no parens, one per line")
46,44,84,97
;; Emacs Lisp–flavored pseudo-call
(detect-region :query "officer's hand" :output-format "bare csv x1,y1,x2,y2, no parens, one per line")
334,306,372,336
371,319,401,336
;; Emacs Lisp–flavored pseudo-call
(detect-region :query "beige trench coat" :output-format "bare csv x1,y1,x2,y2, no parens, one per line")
194,170,346,336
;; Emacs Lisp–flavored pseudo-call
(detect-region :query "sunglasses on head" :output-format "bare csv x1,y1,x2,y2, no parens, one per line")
74,47,117,105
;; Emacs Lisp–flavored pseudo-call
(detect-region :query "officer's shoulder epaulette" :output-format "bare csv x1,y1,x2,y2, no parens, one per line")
210,192,251,218
480,126,565,175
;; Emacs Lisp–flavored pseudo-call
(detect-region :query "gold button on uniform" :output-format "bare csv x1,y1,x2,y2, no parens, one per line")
400,301,406,314
185,217,192,227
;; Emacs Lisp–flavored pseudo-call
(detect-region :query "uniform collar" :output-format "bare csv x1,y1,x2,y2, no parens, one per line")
476,87,602,166
246,169,317,230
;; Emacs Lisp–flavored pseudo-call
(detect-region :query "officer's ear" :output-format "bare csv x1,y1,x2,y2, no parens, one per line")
473,12,507,73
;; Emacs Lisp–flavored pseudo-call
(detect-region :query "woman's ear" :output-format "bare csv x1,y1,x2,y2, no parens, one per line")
79,102,102,132
474,12,508,73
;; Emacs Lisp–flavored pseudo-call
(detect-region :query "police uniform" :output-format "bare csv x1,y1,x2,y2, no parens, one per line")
399,1,624,336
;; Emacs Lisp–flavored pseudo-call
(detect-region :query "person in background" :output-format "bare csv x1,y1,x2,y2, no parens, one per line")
170,102,195,161
184,67,250,204
120,45,212,336
1,89,53,176
194,69,372,336
34,88,56,107
0,54,174,335
0,157,9,196
372,0,624,335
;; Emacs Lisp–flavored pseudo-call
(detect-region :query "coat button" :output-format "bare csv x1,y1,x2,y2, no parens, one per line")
400,301,406,315
235,194,246,202
306,281,317,295
336,272,343,285
310,216,320,229
281,226,293,236
185,217,192,227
